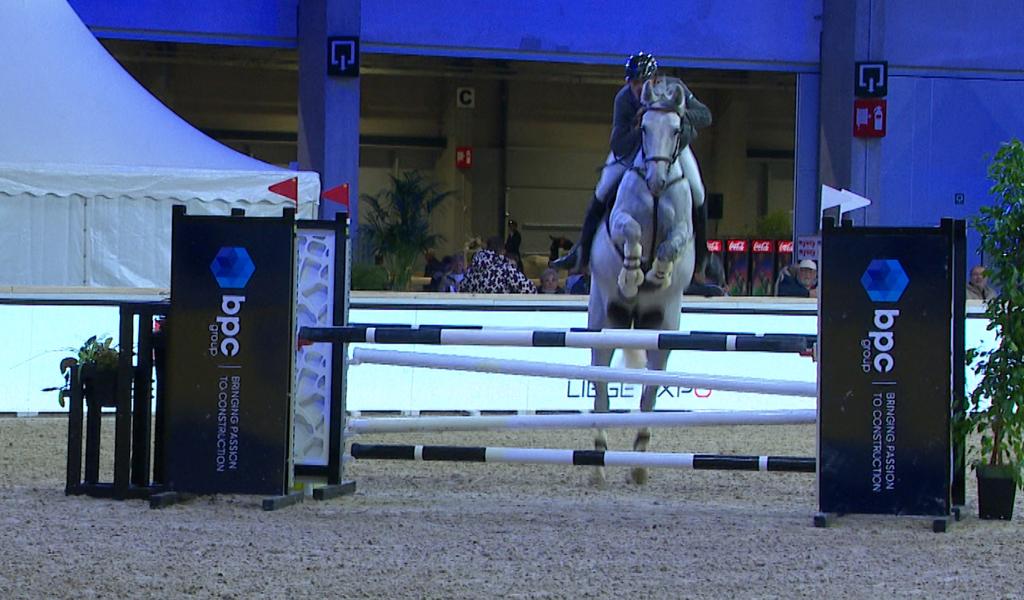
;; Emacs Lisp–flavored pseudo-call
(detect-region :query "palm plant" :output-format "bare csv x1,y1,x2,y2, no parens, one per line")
359,171,452,291
961,139,1024,489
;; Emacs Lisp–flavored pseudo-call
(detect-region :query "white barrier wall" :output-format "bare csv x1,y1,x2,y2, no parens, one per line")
0,300,997,415
345,307,819,412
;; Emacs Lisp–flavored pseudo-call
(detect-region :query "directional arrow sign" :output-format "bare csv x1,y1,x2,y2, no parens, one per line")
821,185,871,221
327,36,359,77
854,61,887,97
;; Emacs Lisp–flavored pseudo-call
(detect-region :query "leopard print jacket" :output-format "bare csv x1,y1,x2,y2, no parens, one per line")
460,250,537,294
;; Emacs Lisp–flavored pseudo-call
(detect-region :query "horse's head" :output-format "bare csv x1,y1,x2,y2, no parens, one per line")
639,78,685,196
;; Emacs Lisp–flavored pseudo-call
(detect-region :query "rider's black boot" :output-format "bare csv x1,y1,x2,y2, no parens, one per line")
550,196,605,273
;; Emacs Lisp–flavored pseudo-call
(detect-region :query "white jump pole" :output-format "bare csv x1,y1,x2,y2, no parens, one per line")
350,348,818,398
349,443,816,473
300,326,812,354
347,409,816,434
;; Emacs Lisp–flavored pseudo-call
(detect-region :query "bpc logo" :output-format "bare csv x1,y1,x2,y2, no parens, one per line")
860,259,908,302
210,247,255,289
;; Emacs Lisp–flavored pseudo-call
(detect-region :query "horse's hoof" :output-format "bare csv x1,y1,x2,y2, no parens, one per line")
630,467,649,485
590,467,607,487
644,271,672,288
644,259,674,288
618,269,643,297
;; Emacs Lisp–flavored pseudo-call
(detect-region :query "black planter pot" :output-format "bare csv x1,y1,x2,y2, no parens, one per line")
81,364,118,408
976,463,1017,520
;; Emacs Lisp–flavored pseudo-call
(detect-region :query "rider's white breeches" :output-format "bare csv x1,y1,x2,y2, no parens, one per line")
595,153,628,204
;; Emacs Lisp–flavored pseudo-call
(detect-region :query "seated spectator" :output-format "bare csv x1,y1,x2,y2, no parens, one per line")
538,268,565,294
428,255,460,292
460,236,537,294
777,259,818,298
421,250,443,291
966,264,997,301
449,254,467,290
705,253,726,289
566,264,591,295
684,255,727,297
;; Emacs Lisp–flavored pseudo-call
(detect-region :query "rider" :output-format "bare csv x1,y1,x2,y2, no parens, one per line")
551,52,712,273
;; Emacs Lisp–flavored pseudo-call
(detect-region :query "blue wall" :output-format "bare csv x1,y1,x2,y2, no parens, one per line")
884,2,1024,72
68,0,823,70
880,76,1024,265
360,0,822,71
869,3,1024,264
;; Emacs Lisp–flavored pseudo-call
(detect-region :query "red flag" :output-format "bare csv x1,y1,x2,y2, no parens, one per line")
269,177,298,204
322,183,350,208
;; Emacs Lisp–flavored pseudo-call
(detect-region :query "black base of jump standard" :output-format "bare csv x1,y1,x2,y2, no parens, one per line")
813,512,953,534
147,482,356,511
313,480,358,501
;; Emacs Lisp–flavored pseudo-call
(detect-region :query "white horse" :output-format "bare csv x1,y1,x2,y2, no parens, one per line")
588,78,702,484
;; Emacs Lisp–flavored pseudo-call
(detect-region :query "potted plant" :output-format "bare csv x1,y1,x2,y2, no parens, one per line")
359,171,453,291
48,335,121,408
959,139,1024,520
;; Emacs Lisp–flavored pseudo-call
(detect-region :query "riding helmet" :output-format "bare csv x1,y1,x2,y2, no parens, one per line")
624,52,658,81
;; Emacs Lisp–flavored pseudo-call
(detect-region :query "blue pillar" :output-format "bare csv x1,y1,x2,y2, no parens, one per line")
819,0,880,225
298,0,360,227
794,72,820,241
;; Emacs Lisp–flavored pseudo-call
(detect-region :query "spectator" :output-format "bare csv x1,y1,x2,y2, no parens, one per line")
538,268,565,294
460,236,537,294
422,250,442,277
449,254,467,290
428,255,459,292
705,253,726,289
685,255,727,297
777,259,818,298
966,264,998,301
566,264,591,295
505,219,524,272
421,249,443,291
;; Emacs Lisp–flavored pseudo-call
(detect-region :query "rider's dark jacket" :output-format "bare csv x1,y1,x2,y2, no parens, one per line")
609,80,713,163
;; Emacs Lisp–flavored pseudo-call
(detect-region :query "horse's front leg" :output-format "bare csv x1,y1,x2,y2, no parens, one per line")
611,213,644,297
644,198,689,288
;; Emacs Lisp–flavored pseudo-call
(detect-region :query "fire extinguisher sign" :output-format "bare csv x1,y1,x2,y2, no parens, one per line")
853,98,887,138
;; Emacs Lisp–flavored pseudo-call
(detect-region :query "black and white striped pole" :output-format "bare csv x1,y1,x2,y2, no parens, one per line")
350,443,815,473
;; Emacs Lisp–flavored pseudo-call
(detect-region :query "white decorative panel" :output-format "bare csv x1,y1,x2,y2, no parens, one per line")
293,229,337,467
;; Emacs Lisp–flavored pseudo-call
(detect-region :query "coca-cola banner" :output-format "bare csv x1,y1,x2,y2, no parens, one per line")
724,239,750,296
750,239,775,296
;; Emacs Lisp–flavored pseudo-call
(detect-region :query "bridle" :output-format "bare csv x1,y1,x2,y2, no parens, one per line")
631,106,687,193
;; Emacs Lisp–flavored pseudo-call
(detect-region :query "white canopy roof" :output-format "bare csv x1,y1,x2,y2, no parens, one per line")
0,0,320,290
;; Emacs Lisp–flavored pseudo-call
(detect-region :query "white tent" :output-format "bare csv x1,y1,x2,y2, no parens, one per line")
0,0,320,290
